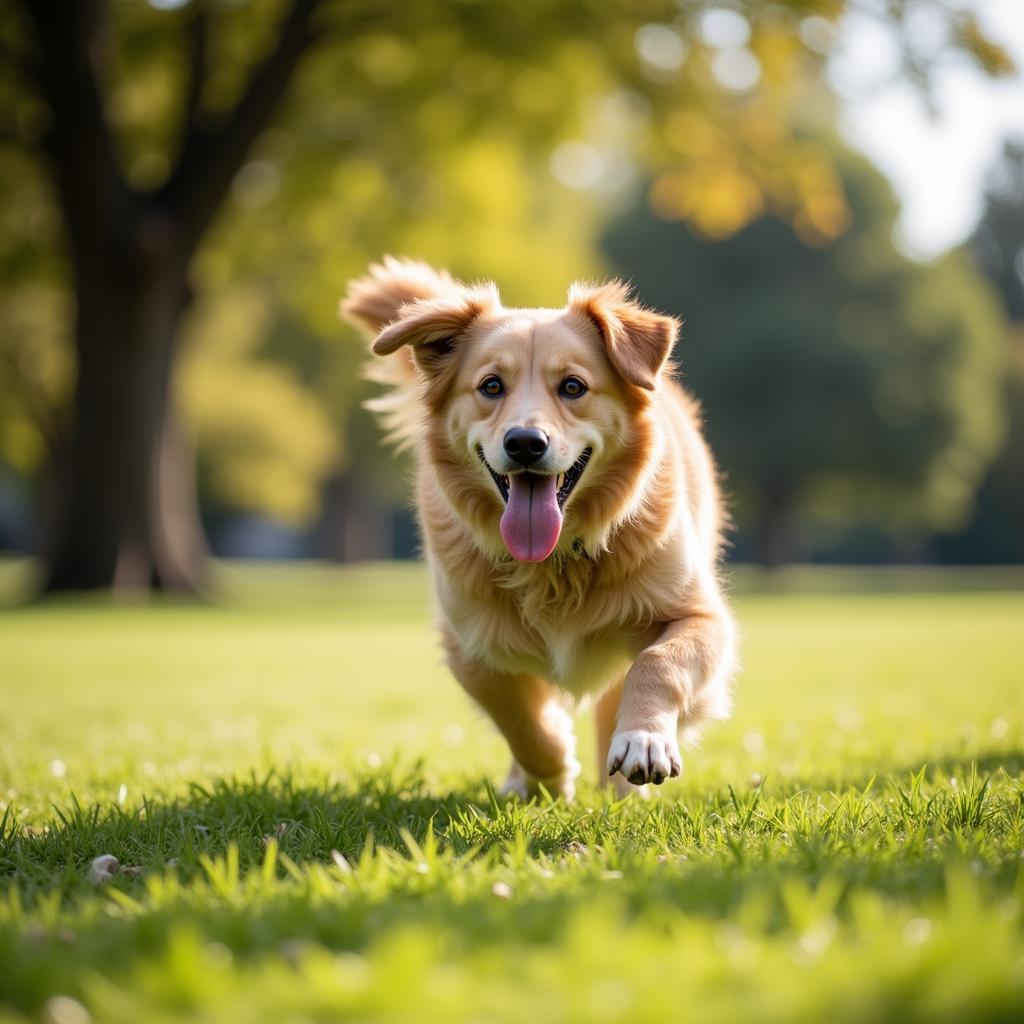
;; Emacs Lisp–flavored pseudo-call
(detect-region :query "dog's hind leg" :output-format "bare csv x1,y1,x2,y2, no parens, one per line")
595,677,649,800
443,629,580,799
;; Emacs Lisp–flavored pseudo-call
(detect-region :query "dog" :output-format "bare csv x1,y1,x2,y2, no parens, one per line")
342,257,736,797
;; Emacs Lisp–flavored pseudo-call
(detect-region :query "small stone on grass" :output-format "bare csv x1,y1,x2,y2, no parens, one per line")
87,855,119,884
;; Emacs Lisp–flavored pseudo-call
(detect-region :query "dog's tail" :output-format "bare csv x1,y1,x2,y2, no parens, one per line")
340,256,461,450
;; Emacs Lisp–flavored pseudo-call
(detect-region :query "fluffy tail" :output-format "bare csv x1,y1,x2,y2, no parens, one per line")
340,257,462,450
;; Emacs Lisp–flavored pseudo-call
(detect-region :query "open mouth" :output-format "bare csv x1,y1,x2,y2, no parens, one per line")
476,447,592,509
475,446,593,563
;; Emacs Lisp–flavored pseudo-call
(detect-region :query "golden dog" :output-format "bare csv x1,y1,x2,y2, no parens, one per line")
342,258,736,797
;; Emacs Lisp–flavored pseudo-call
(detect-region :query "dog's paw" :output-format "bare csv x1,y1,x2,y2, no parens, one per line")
610,774,650,800
500,757,580,801
607,729,682,786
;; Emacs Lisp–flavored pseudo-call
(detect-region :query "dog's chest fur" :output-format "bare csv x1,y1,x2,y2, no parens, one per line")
435,546,678,697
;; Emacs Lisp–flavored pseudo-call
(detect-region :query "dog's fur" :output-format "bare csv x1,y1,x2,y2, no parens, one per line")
342,257,736,796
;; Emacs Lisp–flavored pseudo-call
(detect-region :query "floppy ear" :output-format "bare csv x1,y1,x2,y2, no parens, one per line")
342,257,460,335
567,281,679,391
372,285,499,375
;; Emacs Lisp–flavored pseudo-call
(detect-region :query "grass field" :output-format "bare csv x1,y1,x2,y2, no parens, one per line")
1,561,1022,1023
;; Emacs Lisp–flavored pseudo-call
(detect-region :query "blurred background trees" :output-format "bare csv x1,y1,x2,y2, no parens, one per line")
934,141,1024,563
0,0,1020,591
601,143,1007,564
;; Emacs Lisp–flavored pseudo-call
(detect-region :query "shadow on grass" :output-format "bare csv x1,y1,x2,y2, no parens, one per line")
3,749,1021,890
2,756,1022,1013
1,767,495,888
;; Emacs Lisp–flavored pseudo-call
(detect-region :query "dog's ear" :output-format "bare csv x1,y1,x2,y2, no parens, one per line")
567,281,678,391
372,286,499,375
342,257,460,335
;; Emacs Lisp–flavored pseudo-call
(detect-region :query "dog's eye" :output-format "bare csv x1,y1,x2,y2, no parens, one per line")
559,376,587,399
479,375,504,397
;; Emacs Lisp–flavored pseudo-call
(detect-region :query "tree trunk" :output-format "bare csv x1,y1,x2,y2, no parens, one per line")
20,0,321,594
757,481,799,569
44,234,208,593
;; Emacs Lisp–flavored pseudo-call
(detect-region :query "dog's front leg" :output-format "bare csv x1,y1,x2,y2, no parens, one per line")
596,677,650,799
608,597,735,786
442,627,580,798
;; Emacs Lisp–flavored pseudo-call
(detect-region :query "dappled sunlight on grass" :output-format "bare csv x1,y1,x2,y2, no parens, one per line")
1,564,1022,1021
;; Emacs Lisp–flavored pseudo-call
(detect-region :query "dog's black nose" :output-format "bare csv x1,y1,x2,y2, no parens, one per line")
504,427,548,467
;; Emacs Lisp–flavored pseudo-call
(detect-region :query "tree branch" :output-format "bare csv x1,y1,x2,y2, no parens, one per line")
180,0,209,151
164,0,323,257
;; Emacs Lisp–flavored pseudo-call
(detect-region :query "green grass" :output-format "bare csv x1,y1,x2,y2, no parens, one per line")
1,562,1022,1023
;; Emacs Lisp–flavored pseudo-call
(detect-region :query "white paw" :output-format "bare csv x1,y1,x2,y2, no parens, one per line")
607,729,682,786
500,756,581,800
610,774,650,800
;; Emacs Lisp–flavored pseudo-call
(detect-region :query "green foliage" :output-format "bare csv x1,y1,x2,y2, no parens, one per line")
939,142,1024,561
0,140,69,478
0,0,1014,531
180,286,338,525
0,563,1022,1021
972,142,1024,323
601,144,1008,557
0,282,69,476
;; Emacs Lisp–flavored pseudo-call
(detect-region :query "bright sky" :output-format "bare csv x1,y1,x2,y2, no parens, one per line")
834,0,1024,259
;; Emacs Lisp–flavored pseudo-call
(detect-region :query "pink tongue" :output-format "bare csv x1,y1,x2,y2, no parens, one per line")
500,474,563,562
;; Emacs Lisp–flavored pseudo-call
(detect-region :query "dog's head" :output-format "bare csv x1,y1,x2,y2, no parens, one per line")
372,277,679,562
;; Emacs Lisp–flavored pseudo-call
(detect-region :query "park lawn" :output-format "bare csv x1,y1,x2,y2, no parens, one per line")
0,562,1022,1023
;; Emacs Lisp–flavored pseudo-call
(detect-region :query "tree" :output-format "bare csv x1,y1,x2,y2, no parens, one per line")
4,0,323,590
601,144,1007,565
971,142,1024,322
0,0,1013,590
935,141,1024,563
